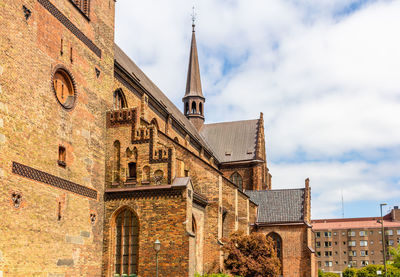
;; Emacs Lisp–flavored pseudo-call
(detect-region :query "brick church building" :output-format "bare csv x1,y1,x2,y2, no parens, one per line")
0,0,316,276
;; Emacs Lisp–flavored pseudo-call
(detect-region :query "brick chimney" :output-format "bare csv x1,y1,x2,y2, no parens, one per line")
391,206,400,221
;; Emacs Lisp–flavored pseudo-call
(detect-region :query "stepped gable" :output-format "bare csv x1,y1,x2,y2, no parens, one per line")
114,44,215,156
200,119,259,163
246,188,305,223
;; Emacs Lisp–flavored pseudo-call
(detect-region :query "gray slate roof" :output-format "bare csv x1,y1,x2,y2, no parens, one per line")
246,189,305,223
200,119,259,163
114,44,214,155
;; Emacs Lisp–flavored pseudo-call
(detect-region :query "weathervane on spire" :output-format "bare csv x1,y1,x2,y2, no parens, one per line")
191,6,196,31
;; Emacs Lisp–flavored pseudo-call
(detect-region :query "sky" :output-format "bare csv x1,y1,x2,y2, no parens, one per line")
114,0,400,219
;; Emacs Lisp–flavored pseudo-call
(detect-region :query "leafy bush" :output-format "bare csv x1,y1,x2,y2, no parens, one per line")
195,274,241,277
322,273,340,277
342,268,357,277
342,264,400,277
223,231,281,277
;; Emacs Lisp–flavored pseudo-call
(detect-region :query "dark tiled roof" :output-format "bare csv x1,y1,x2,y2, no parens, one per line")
246,189,305,223
200,119,259,163
114,44,214,156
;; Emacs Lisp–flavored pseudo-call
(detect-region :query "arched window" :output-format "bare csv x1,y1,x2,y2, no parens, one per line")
114,209,139,276
113,141,121,183
113,89,127,110
230,172,243,191
185,102,189,115
199,102,203,115
142,166,150,182
151,118,159,130
267,232,282,260
191,102,197,114
154,170,164,185
174,137,179,144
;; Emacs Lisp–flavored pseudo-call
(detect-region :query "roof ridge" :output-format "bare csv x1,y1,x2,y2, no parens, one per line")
204,119,259,126
246,188,305,192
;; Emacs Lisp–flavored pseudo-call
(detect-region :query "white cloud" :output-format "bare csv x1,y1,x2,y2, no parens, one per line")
115,0,400,218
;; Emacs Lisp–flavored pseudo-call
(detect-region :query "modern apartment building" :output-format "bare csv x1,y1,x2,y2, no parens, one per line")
312,207,400,274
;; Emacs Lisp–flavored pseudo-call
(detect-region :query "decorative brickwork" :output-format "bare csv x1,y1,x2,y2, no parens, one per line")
37,0,101,57
12,162,98,199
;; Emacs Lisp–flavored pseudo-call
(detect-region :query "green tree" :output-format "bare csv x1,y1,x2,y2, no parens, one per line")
223,231,281,277
389,244,400,269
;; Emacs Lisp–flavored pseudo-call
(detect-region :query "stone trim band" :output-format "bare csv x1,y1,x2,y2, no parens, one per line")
12,162,98,199
37,0,101,58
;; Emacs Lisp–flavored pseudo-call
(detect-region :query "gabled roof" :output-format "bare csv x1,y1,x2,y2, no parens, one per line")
246,189,305,223
114,44,215,156
184,28,204,99
200,119,259,163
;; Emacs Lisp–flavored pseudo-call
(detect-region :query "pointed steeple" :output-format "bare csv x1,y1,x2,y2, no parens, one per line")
184,24,204,98
183,14,205,130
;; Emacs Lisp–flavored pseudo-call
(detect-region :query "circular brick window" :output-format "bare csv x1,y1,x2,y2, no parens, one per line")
52,67,77,110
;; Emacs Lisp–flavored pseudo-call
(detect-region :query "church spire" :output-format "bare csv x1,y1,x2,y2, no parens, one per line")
183,8,205,130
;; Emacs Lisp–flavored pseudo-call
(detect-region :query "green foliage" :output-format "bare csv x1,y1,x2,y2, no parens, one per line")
342,264,400,277
342,268,357,277
389,244,400,269
223,231,281,277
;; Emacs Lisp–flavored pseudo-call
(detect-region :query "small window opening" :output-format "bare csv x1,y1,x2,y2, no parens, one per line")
58,201,62,221
199,102,203,115
58,146,66,167
113,89,127,110
127,162,137,181
191,102,197,114
185,102,189,115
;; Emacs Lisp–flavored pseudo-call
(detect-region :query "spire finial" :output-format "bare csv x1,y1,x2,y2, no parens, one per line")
191,6,196,32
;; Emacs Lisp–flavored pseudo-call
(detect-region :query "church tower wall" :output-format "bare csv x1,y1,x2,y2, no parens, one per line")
0,0,115,275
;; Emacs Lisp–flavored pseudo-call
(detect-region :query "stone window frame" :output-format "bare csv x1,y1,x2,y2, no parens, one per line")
229,172,243,191
51,65,78,111
110,207,140,276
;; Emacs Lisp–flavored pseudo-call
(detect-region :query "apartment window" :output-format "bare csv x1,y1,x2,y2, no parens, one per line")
318,261,322,267
397,229,400,235
324,241,332,247
334,232,337,236
343,241,346,245
324,251,332,257
349,241,356,246
348,231,355,237
316,242,321,248
386,230,394,236
397,238,400,244
344,251,347,254
370,231,374,235
360,240,368,247
342,232,346,235
349,251,357,257
317,251,321,257
360,250,368,256
372,261,375,264
387,240,394,246
371,241,374,245
361,261,369,266
324,231,332,238
316,232,321,238
349,261,357,267
359,231,367,236
334,241,338,245
379,230,382,234
335,251,338,255
371,250,374,255
325,261,332,267
344,261,347,265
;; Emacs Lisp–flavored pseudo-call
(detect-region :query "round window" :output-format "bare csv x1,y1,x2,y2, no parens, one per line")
52,68,76,110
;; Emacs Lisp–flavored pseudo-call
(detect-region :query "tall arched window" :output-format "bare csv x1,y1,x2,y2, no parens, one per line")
192,215,198,270
199,102,203,115
230,172,243,191
267,232,282,264
113,141,121,183
114,209,139,276
191,102,197,114
113,89,127,110
142,166,150,182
